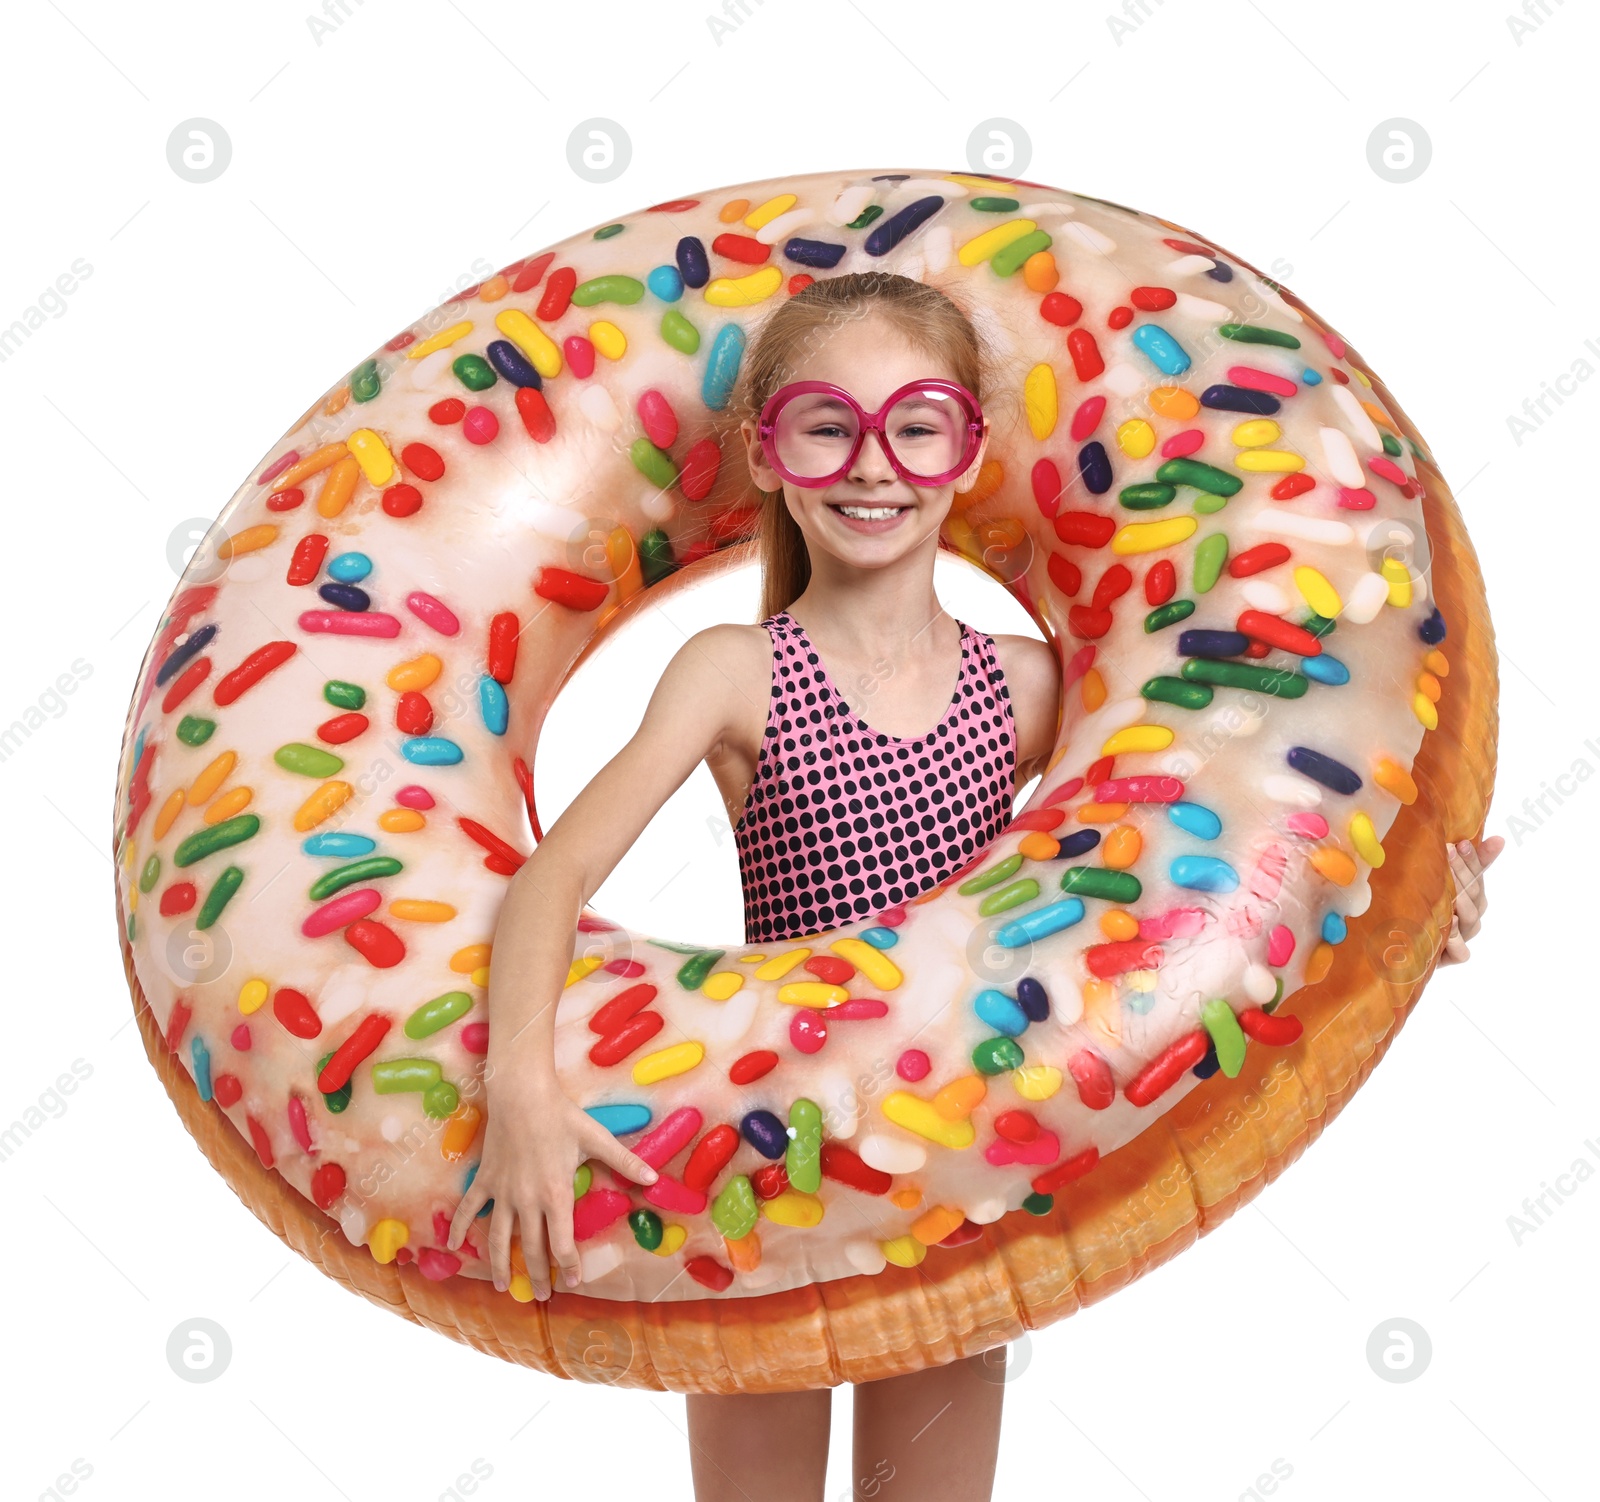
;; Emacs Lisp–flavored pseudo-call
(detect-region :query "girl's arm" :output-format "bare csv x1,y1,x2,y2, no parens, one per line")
446,624,759,1298
1439,834,1503,965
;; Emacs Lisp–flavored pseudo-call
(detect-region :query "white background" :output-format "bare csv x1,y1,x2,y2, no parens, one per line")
1,1,1593,1499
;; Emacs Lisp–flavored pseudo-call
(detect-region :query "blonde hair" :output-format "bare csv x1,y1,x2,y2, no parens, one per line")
724,272,999,623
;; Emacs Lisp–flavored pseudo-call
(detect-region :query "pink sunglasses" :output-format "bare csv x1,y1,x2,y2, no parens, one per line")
757,378,986,489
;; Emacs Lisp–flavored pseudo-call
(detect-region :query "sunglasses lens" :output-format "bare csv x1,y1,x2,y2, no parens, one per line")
771,385,974,482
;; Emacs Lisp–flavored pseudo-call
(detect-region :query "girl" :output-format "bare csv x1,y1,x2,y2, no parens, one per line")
448,272,1500,1502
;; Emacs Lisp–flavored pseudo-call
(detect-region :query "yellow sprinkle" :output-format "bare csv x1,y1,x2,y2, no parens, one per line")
389,899,456,923
911,1206,965,1245
744,192,796,229
1293,565,1342,618
238,978,269,1015
187,751,237,806
316,454,360,519
653,1224,688,1257
761,1191,825,1228
1149,385,1199,420
1412,692,1439,730
778,981,848,1009
829,937,903,990
441,1103,481,1161
1234,449,1305,473
470,966,490,988
589,320,627,361
346,428,396,488
1012,1065,1063,1101
566,954,604,986
494,308,562,379
271,443,347,492
1231,418,1281,447
633,1041,704,1085
1373,757,1418,804
882,1092,976,1149
452,943,491,973
1117,418,1156,459
368,1218,409,1263
701,970,744,1001
754,947,812,980
1023,363,1058,440
1349,812,1385,867
957,219,1038,266
387,653,442,692
1309,846,1357,886
378,808,426,834
154,789,185,840
204,786,253,824
216,524,278,560
1305,941,1335,983
508,1273,535,1301
1381,556,1413,607
933,1075,986,1121
1101,725,1174,756
704,265,783,307
293,780,353,832
1112,516,1198,555
407,320,474,360
881,1234,928,1268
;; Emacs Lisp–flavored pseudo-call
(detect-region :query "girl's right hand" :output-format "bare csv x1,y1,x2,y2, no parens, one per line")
445,1063,659,1301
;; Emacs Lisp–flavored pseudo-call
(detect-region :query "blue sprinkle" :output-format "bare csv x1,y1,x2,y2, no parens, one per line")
327,552,373,583
319,582,370,612
1286,745,1362,795
784,237,847,269
486,338,541,389
995,898,1085,948
303,832,376,858
1168,801,1222,840
858,926,898,949
740,1109,788,1159
156,622,218,686
402,736,464,766
1126,986,1158,1016
1131,323,1191,375
702,323,745,411
191,1035,212,1101
1170,855,1239,893
1301,651,1350,686
647,264,683,301
1016,976,1050,1023
1322,911,1348,944
675,235,709,289
1078,440,1112,495
1301,367,1322,385
478,674,509,737
1205,261,1234,283
973,988,1029,1037
587,1103,652,1136
1419,606,1446,645
1059,829,1101,858
1192,1039,1222,1077
1178,628,1250,658
1199,384,1280,415
865,195,944,256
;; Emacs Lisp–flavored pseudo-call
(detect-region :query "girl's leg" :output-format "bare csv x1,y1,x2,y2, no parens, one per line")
850,1349,1006,1502
685,1388,833,1502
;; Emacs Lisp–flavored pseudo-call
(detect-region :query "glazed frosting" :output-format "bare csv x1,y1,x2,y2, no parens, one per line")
114,168,1448,1304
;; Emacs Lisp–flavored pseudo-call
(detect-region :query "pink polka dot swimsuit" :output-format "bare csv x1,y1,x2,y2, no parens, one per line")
734,610,1018,945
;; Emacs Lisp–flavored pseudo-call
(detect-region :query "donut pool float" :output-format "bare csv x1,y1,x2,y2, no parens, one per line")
112,167,1498,1394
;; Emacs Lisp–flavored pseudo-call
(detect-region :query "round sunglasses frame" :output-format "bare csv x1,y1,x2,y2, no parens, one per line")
756,378,987,489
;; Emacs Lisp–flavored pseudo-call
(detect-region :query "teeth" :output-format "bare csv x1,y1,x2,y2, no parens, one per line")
835,506,904,520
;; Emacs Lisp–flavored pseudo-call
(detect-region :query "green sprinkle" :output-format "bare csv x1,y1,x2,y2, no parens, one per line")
572,274,645,306
1144,600,1196,633
176,715,216,746
594,223,625,241
1120,482,1175,511
1059,868,1142,903
978,878,1040,916
969,196,1020,212
139,854,161,894
1180,659,1309,697
959,853,1022,894
308,856,403,902
351,358,381,403
1022,1191,1054,1215
1301,612,1337,639
639,529,677,587
422,1080,459,1118
846,204,884,231
275,743,345,778
1193,533,1229,593
372,1058,442,1093
451,354,496,392
1193,492,1229,515
1201,997,1247,1077
660,310,700,355
574,1163,593,1198
629,1207,664,1250
174,814,261,868
1217,322,1301,348
1381,430,1403,457
404,990,474,1040
711,1175,759,1239
786,1100,822,1193
1157,458,1242,497
676,949,725,990
973,1037,1026,1076
197,866,245,929
991,229,1052,277
630,437,678,490
324,680,366,710
1141,675,1213,710
316,1051,353,1113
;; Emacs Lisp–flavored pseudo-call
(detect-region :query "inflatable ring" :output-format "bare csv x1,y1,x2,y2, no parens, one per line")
113,167,1498,1394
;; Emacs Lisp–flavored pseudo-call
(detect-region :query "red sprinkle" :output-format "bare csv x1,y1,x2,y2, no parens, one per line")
1124,1030,1208,1107
317,1013,392,1093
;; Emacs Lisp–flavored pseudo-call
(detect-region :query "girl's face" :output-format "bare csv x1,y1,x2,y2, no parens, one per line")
740,312,989,570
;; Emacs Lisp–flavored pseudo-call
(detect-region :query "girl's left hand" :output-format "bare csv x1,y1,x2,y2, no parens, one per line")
1440,834,1504,965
